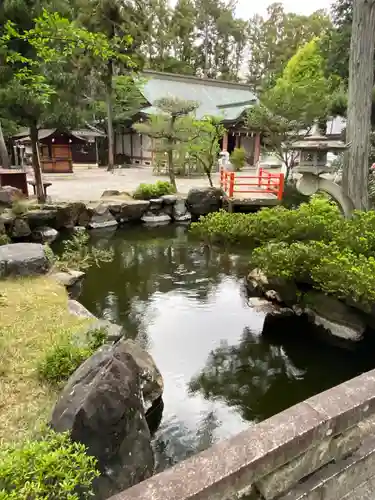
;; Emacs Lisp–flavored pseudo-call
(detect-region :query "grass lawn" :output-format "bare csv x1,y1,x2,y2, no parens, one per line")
0,277,89,446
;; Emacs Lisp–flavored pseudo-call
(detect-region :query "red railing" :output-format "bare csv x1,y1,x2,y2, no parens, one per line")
220,167,285,201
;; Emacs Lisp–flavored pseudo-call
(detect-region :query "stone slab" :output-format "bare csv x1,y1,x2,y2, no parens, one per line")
306,370,375,435
278,437,375,500
256,414,375,499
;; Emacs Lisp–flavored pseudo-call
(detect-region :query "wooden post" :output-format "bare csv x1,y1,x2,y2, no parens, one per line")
258,167,263,187
254,133,261,165
267,172,271,192
224,170,228,193
229,172,235,197
222,131,228,152
278,173,285,201
220,167,224,188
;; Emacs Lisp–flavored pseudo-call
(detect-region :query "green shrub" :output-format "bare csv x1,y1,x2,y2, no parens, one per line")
37,343,91,386
133,180,176,200
230,147,246,171
10,200,28,216
55,231,114,272
192,197,375,305
37,328,107,387
0,234,10,246
0,429,99,499
251,240,375,306
191,197,342,246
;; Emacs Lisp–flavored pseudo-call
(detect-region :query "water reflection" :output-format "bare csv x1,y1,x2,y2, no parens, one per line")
79,224,375,471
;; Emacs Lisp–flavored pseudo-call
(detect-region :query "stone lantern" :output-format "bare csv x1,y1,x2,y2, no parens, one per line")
293,134,346,175
292,134,354,217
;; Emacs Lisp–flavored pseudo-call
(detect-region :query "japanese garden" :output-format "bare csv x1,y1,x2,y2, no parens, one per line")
2,0,375,499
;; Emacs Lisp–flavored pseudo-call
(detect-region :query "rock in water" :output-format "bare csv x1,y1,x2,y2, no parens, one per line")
0,243,52,278
186,187,222,217
303,292,366,342
141,212,171,225
246,268,299,307
172,198,192,222
88,203,118,229
32,226,59,244
51,343,155,497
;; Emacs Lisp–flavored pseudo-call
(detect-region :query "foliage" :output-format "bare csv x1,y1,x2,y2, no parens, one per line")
134,97,199,189
133,181,176,200
0,9,134,199
0,234,10,246
0,429,99,499
192,196,375,305
55,231,114,272
321,0,353,84
230,147,246,171
186,116,225,186
247,39,338,176
37,343,91,386
251,240,375,306
191,197,341,246
247,3,332,89
37,327,106,386
10,200,28,216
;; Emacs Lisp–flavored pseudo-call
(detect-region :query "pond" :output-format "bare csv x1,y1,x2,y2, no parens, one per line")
78,224,375,473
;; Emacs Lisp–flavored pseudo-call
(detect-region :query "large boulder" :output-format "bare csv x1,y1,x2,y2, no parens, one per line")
0,243,52,277
246,268,299,307
186,187,222,218
0,186,24,206
303,292,366,342
51,341,155,497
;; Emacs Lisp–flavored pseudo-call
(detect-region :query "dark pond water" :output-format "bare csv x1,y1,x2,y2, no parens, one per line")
78,224,375,473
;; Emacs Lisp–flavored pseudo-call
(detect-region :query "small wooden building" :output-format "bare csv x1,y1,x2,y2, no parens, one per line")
13,128,104,173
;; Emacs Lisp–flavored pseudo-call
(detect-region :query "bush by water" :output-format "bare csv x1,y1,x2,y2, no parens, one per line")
133,181,176,200
191,197,375,306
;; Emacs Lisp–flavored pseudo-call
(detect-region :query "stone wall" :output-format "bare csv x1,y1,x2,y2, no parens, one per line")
0,187,223,243
109,369,375,500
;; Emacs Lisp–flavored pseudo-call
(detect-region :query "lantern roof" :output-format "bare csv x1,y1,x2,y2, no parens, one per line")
292,134,347,151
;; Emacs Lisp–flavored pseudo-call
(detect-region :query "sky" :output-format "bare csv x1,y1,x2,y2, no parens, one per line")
236,0,332,19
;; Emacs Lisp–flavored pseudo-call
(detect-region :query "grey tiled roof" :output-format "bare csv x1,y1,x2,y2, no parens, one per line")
141,70,258,122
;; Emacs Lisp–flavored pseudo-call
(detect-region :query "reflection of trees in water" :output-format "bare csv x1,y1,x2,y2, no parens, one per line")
189,328,303,422
80,226,248,339
188,326,375,423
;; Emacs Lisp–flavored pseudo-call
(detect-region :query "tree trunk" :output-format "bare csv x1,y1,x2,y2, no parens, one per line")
0,121,10,169
206,171,213,187
343,0,375,210
106,62,115,172
30,122,45,203
167,146,176,190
